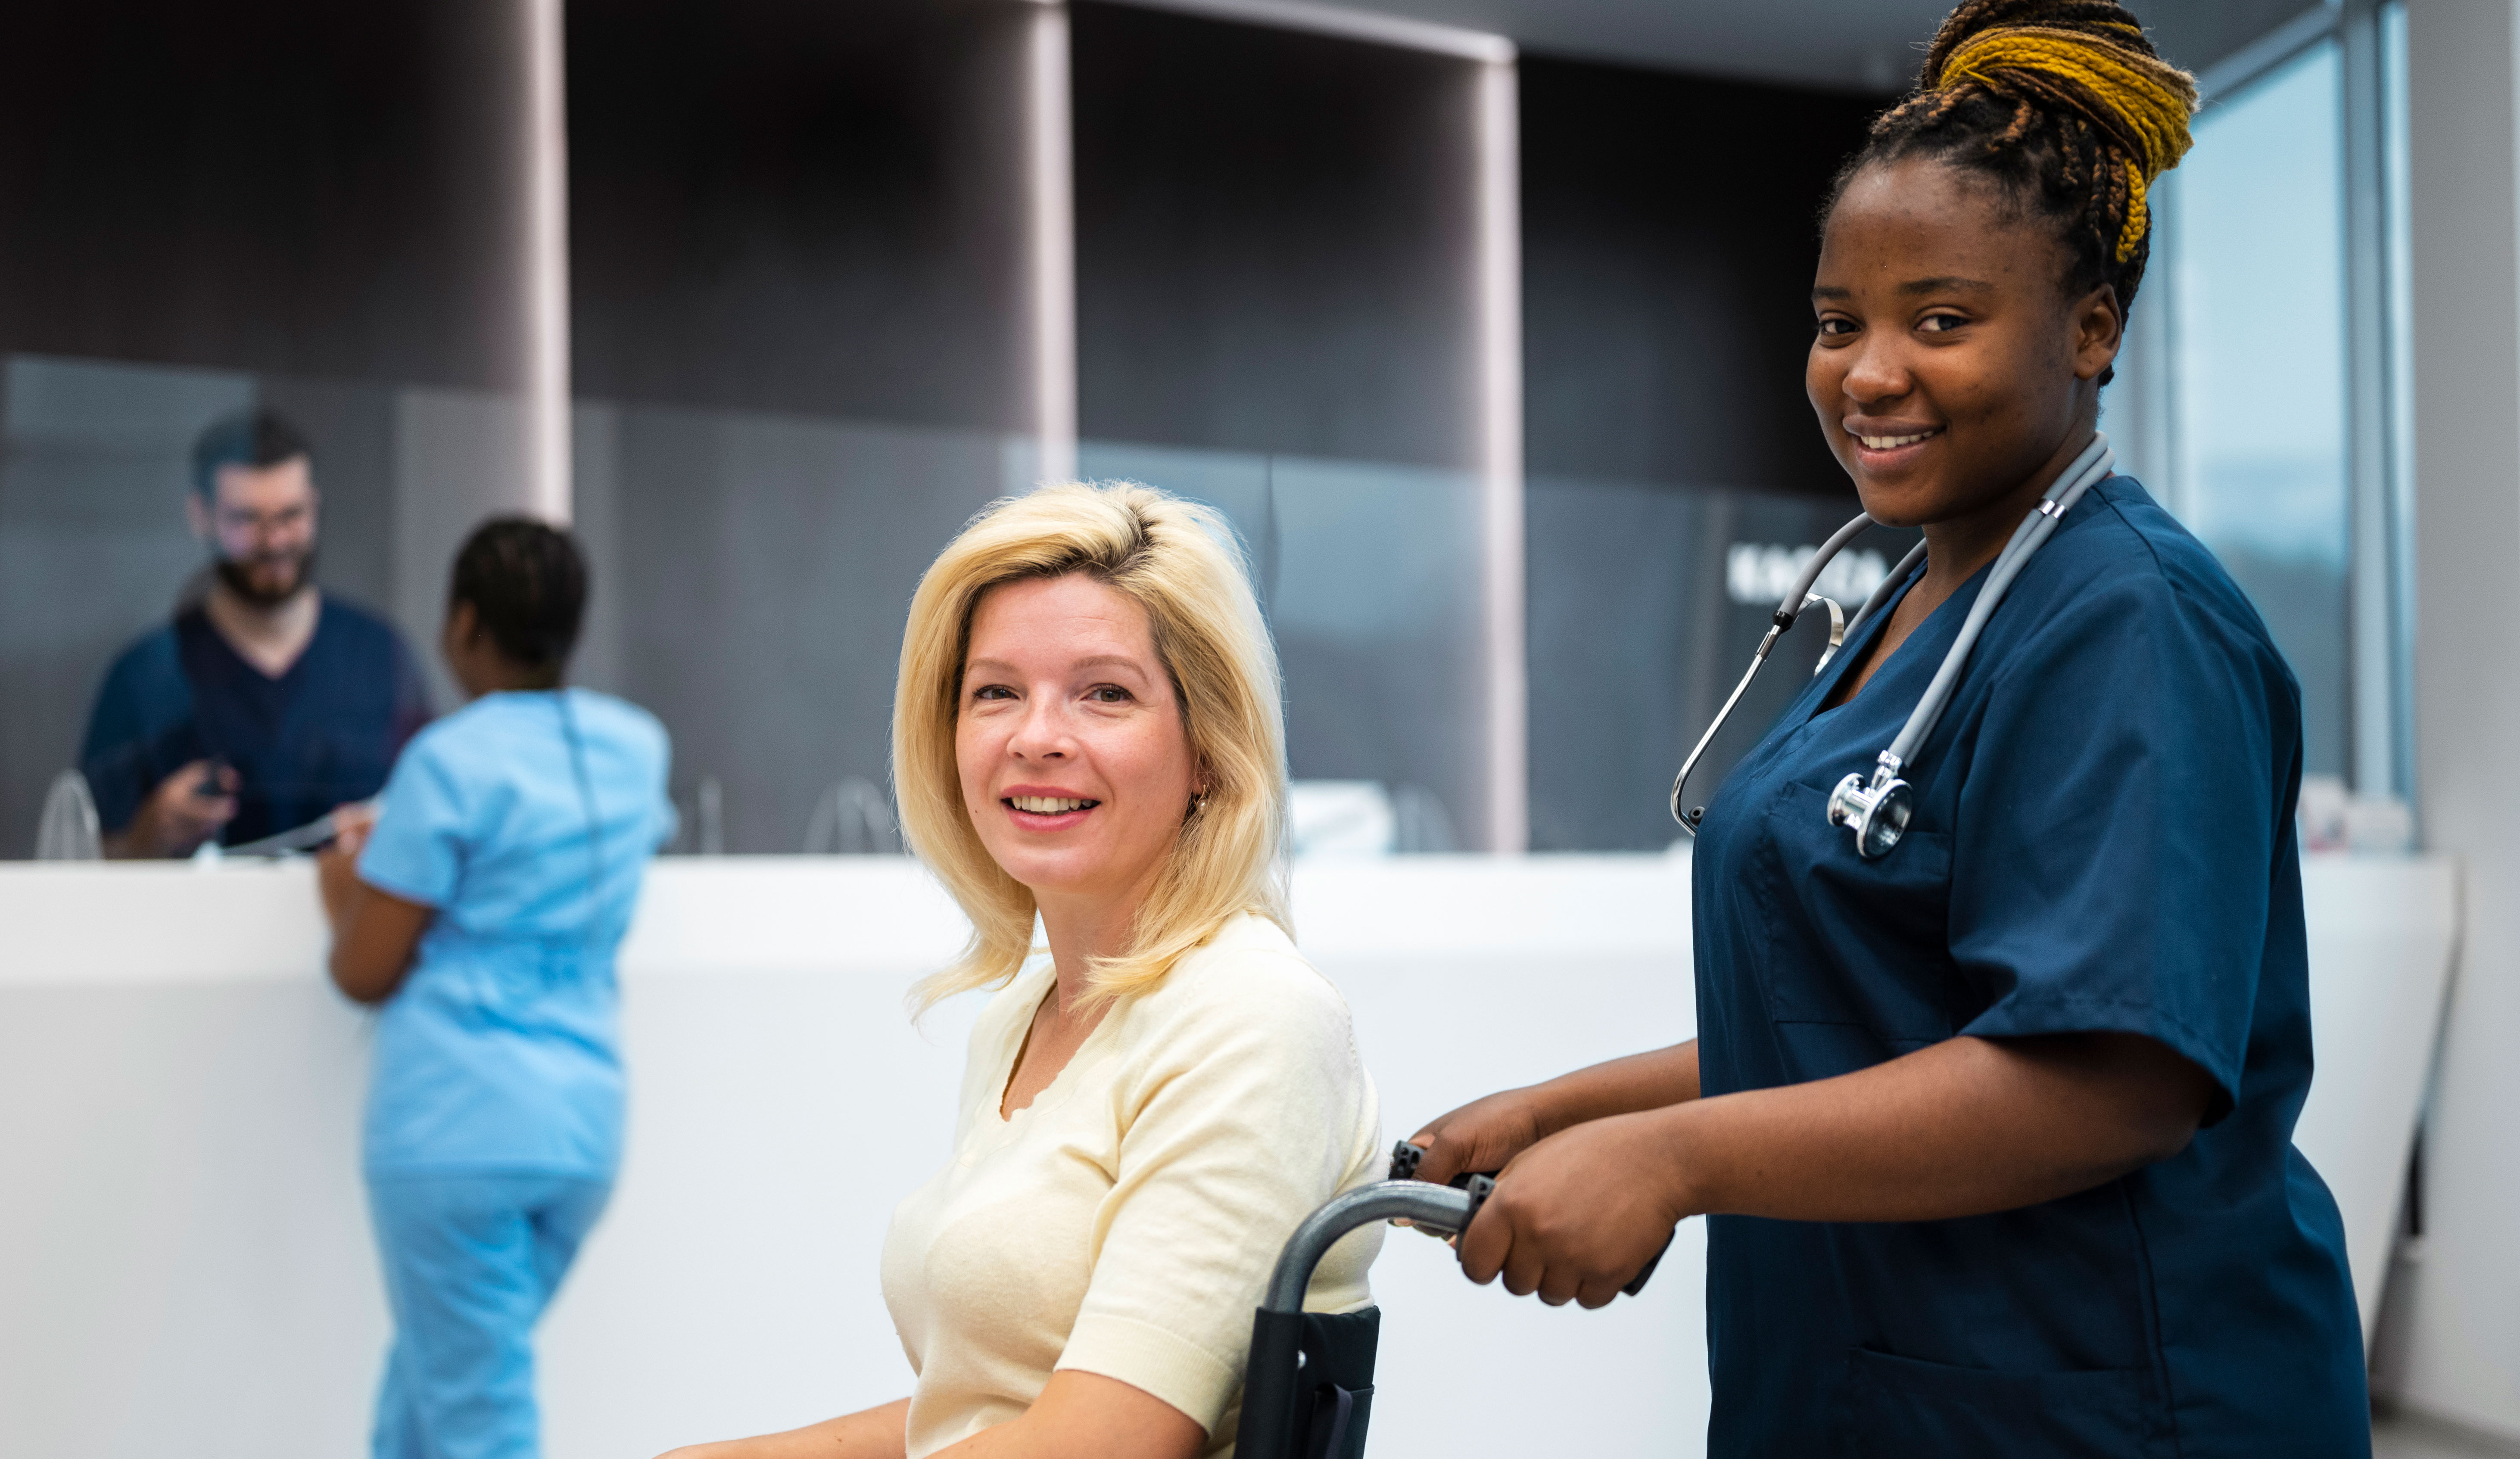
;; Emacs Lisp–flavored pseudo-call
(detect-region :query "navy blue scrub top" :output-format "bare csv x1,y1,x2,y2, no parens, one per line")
80,596,431,847
1691,476,2366,1458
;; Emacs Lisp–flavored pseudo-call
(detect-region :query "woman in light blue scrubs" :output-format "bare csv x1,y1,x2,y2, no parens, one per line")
319,518,674,1459
1406,3,2367,1455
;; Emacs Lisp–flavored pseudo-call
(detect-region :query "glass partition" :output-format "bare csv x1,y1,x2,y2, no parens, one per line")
1072,2,1497,846
0,355,567,855
1076,440,1487,847
0,359,251,850
0,0,547,858
571,405,1025,853
566,0,1037,853
10,3,2350,861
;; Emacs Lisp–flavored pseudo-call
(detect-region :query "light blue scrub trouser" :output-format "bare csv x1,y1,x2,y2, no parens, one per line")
367,1172,613,1459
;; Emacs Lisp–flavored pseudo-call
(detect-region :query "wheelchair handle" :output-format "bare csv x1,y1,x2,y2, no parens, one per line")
1262,1182,1482,1313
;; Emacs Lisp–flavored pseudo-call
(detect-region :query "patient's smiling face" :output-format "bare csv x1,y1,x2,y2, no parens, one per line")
955,573,1200,913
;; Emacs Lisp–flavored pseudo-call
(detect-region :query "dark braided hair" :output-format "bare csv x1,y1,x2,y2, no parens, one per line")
449,516,588,675
1828,0,2199,374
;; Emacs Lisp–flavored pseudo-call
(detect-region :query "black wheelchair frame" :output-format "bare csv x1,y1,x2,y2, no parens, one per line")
1232,1145,1669,1459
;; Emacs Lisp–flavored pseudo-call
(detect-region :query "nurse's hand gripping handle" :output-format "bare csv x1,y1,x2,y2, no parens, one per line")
1238,1153,1678,1458
1387,1141,1670,1297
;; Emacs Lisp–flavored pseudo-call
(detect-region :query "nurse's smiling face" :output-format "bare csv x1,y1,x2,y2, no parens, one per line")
955,572,1201,915
1808,156,2124,533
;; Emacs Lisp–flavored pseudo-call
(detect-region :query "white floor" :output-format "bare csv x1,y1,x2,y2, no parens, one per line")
2376,1412,2520,1459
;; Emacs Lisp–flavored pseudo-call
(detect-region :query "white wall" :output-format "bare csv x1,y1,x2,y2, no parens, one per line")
2393,0,2520,1438
0,853,2454,1459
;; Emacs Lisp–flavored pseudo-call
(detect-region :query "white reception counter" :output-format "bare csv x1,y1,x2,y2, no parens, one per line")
0,852,2456,1459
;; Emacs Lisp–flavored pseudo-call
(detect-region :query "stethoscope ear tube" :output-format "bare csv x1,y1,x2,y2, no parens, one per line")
1840,538,1929,651
1670,587,1850,832
1671,509,1877,832
1670,588,1853,833
1880,435,2113,771
1779,513,1877,625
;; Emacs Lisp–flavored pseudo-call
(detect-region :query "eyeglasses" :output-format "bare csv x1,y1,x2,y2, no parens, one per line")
212,502,313,538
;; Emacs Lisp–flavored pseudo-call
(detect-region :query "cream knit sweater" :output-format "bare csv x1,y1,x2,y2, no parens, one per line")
879,912,1385,1457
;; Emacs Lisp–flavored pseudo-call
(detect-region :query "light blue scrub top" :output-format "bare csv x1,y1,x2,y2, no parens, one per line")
358,689,675,1179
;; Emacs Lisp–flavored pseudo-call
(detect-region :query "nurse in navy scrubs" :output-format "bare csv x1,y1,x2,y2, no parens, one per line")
1405,3,2368,1454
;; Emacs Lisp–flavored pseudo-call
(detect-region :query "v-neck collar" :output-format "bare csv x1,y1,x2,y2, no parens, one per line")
986,961,1121,1131
1805,567,1920,724
188,597,327,687
1805,477,2125,728
1800,548,2005,728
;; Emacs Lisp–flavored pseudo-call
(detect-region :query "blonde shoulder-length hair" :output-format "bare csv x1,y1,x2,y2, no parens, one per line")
894,481,1290,1014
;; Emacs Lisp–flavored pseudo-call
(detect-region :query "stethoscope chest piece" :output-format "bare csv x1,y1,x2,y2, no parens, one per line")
1826,755,1913,859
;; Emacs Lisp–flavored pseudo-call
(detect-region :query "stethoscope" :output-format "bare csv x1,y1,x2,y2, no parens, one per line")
1670,432,2115,859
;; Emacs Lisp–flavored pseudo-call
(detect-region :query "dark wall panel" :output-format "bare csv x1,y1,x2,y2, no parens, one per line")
1521,57,1883,496
567,0,1038,851
1073,1,1480,468
1521,56,1888,849
569,0,1033,430
0,0,530,390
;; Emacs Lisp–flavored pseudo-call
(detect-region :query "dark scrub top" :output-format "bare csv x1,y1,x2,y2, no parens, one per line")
1690,475,2367,1459
79,596,432,847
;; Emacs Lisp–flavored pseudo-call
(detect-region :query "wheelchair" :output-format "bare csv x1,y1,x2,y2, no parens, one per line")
1234,1144,1668,1459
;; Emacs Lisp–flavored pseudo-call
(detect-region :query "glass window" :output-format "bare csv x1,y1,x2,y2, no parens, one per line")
2159,40,2352,779
1,358,250,850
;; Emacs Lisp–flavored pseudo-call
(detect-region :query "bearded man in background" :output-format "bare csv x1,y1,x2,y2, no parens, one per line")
80,411,430,857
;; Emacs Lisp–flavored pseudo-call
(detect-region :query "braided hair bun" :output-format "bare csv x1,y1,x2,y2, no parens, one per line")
1835,0,2199,336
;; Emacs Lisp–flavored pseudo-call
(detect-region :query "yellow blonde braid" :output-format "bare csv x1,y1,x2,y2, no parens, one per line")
1934,24,2199,260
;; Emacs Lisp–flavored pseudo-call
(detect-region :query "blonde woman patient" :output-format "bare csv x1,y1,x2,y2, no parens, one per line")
663,483,1384,1459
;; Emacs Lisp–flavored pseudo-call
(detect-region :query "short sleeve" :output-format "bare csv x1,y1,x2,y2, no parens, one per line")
1948,572,2297,1122
1053,954,1379,1434
358,735,474,909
